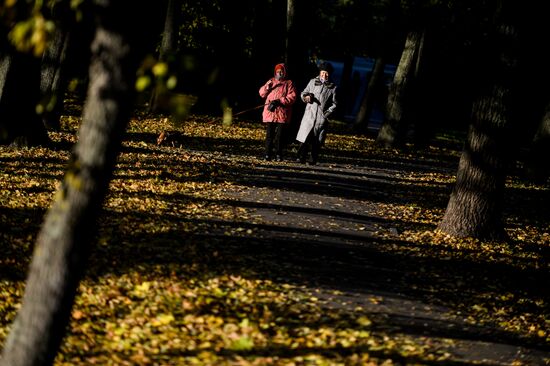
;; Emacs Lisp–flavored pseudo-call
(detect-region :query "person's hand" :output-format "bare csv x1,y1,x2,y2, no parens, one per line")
268,99,280,112
266,80,273,89
303,94,311,103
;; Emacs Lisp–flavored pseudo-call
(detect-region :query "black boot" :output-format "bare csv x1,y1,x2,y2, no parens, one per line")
295,143,307,163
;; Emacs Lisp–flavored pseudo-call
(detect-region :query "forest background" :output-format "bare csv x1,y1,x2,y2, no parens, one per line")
0,0,549,365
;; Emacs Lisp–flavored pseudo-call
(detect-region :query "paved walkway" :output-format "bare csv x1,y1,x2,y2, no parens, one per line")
215,154,549,365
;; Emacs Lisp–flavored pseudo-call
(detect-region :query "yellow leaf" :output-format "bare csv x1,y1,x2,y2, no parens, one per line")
132,281,151,298
357,316,372,327
229,336,254,351
152,62,168,77
135,76,151,91
151,313,175,327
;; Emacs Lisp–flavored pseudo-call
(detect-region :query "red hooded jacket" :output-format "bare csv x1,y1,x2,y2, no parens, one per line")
259,63,297,123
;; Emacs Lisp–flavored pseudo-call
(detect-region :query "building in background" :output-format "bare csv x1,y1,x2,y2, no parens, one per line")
319,57,396,125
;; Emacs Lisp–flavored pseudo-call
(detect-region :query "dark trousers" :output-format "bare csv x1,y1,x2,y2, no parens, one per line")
297,130,320,163
265,123,285,157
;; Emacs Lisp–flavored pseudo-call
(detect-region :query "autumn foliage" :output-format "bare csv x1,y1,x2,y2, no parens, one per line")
1,113,548,365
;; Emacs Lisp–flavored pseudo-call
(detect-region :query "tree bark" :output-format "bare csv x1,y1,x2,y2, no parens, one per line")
334,53,353,119
354,57,386,131
149,0,179,113
376,30,425,147
284,0,312,90
160,0,178,59
284,0,295,66
438,93,510,240
40,2,94,130
353,0,399,134
40,29,71,131
0,1,142,364
525,104,550,184
250,0,273,83
438,6,521,240
0,48,50,147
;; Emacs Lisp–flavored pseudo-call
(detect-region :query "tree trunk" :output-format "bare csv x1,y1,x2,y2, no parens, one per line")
149,0,179,114
284,0,311,140
438,6,521,240
376,30,425,148
0,1,143,364
525,104,550,184
40,30,71,131
284,0,312,90
354,57,386,131
284,0,295,66
39,1,81,131
0,48,50,147
0,52,11,103
438,97,510,240
336,53,354,119
160,0,178,59
250,0,273,84
356,0,398,135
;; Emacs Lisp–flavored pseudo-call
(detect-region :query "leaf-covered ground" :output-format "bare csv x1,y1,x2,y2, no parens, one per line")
0,111,549,365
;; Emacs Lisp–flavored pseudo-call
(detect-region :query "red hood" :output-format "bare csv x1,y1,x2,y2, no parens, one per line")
274,63,287,78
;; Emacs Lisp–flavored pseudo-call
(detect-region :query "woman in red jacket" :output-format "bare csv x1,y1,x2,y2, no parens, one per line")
259,63,297,161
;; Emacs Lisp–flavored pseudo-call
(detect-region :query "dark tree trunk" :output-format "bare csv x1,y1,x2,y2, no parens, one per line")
285,0,295,66
39,1,83,131
40,2,93,130
354,57,386,131
438,5,521,240
0,47,50,147
285,0,307,78
353,0,399,134
149,0,179,113
0,1,145,365
376,30,425,148
160,0,178,59
284,0,312,90
250,0,274,84
409,30,435,148
336,53,354,119
284,0,311,141
40,30,71,131
438,101,510,240
525,104,550,184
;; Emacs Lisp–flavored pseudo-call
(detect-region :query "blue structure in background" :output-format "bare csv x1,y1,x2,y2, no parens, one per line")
320,57,396,124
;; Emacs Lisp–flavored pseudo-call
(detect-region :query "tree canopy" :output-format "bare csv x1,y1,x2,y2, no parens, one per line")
0,0,548,364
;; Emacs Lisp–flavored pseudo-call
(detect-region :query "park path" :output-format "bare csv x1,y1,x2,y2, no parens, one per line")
214,153,549,366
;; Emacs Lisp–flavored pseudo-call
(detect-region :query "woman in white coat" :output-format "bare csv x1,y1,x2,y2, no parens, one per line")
295,62,337,165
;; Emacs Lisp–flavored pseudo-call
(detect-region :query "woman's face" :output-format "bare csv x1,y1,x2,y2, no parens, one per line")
320,70,329,80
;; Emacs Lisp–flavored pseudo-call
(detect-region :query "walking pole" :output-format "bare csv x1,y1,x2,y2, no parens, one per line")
158,103,269,146
205,103,267,124
232,103,267,117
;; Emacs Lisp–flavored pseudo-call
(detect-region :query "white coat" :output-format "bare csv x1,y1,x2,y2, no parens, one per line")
296,76,337,144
